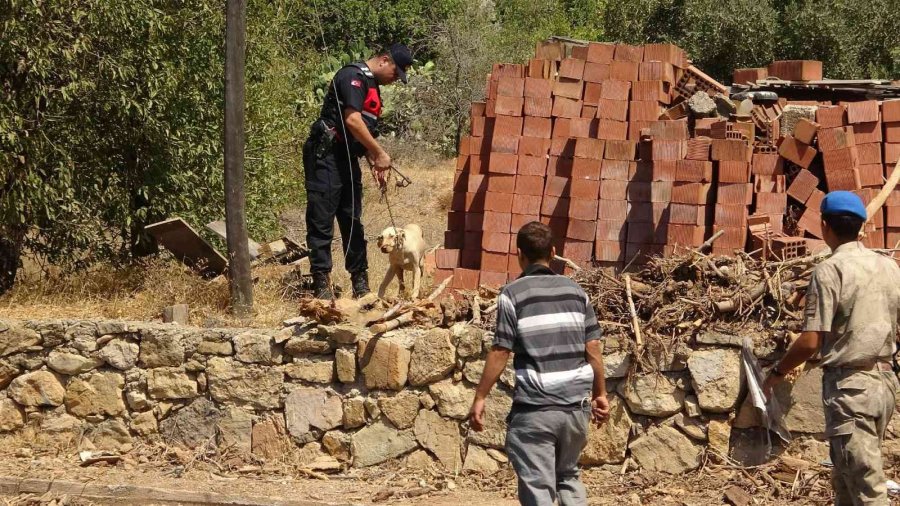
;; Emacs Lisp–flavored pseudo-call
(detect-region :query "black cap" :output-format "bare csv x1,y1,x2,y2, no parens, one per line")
389,43,413,84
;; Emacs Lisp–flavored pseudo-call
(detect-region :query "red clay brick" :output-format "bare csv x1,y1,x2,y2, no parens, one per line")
670,203,706,225
822,146,859,172
574,138,605,160
479,270,509,288
512,195,543,215
566,219,596,242
888,208,900,227
466,174,487,193
675,160,713,182
887,228,900,248
644,43,685,66
714,204,748,228
755,192,787,215
517,137,550,157
524,77,553,98
583,63,611,83
887,144,900,164
544,176,570,197
732,67,768,84
638,61,675,83
610,60,639,81
778,136,817,168
595,240,623,262
651,161,677,182
483,192,512,213
650,140,687,160
515,175,545,196
548,156,574,177
806,189,825,212
672,182,712,205
451,268,480,290
435,249,460,269
517,155,547,177
433,267,454,285
572,157,602,181
858,164,885,187
614,44,643,62
582,105,598,119
583,82,603,103
470,116,491,138
818,127,856,152
596,220,627,242
603,140,637,161
597,99,628,121
597,120,628,141
852,122,882,144
487,153,518,175
524,97,553,117
686,137,711,160
632,80,671,104
628,202,653,222
571,45,589,60
552,97,583,118
470,136,491,156
511,213,540,233
494,96,523,116
711,139,752,162
719,183,753,205
481,251,509,272
569,118,597,138
855,143,882,165
570,178,601,200
541,196,570,218
587,42,616,63
563,240,593,262
719,161,751,183
482,211,512,233
490,134,519,154
597,199,628,221
817,106,847,128
600,179,628,200
464,232,484,253
494,115,523,137
492,63,525,78
487,174,516,193
651,181,673,202
793,118,819,145
648,120,691,139
463,213,484,232
601,159,631,181
825,168,861,191
553,78,584,100
797,209,823,238
845,100,880,124
885,123,900,143
881,100,900,122
767,60,822,81
627,222,654,244
667,223,705,247
558,58,586,80
628,182,652,202
471,101,487,117
630,101,663,122
787,169,819,203
712,226,748,250
444,229,464,249
751,153,783,175
506,253,524,277
482,233,512,254
753,174,787,194
522,117,552,139
600,80,631,101
497,77,525,97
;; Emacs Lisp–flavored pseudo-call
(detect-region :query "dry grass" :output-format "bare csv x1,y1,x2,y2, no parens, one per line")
1,146,456,327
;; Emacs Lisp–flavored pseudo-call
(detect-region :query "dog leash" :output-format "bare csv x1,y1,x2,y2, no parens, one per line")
371,163,411,234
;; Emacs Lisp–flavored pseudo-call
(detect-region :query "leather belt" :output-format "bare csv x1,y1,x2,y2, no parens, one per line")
826,362,893,372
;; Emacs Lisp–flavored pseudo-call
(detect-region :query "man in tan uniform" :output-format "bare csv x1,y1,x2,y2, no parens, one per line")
764,191,900,505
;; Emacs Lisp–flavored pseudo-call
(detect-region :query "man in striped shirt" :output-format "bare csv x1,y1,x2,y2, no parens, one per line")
468,221,609,506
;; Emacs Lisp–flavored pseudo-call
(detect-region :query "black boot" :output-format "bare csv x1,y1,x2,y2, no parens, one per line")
351,271,370,299
311,272,334,300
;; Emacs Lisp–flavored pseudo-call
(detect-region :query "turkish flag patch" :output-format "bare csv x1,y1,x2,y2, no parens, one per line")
350,79,362,88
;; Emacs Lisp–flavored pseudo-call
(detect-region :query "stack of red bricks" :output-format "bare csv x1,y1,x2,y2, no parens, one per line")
435,41,900,290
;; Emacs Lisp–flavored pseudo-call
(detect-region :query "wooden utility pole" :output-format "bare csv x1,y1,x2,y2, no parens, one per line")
224,0,253,317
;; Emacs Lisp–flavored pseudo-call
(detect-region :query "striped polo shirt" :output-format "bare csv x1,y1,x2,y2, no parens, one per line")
493,263,602,410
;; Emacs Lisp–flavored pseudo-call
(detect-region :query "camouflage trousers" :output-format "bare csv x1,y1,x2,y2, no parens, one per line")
823,367,898,505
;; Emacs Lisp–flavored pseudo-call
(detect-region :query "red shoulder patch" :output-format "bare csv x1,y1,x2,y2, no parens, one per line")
350,79,362,88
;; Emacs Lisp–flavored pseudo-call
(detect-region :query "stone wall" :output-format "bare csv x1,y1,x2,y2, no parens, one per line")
0,319,830,474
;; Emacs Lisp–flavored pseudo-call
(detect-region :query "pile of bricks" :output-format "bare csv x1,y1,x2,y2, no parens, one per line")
434,40,900,290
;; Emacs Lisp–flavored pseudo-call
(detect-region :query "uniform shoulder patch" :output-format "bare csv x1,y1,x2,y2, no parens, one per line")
350,79,362,88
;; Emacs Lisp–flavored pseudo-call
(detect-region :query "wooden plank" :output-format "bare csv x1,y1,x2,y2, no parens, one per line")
206,220,261,259
145,218,228,276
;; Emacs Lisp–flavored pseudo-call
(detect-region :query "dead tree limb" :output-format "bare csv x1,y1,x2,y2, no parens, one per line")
697,229,725,253
370,311,415,334
862,158,900,233
554,254,581,271
624,274,643,347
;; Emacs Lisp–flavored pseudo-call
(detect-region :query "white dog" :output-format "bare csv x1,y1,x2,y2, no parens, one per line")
376,224,426,299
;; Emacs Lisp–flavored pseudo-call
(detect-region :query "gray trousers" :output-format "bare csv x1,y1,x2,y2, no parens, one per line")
505,407,590,506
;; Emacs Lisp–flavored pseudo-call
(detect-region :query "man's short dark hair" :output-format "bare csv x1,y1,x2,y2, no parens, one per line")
823,213,864,241
517,221,554,262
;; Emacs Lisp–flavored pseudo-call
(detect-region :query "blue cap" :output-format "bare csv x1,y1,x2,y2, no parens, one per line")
820,191,867,220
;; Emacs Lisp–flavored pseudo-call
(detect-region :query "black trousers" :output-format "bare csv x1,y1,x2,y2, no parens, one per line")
302,136,368,275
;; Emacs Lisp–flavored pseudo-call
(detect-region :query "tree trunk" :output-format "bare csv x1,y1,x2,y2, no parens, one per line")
0,226,25,295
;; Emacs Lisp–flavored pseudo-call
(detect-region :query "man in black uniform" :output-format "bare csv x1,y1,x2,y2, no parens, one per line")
303,44,412,299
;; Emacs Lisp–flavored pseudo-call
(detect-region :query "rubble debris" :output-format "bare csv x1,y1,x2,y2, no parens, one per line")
145,217,228,276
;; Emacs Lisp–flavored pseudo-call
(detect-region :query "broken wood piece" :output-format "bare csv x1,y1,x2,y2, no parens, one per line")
145,217,228,276
553,254,581,271
427,275,453,302
206,219,261,259
370,311,415,334
697,229,725,253
163,304,189,325
472,295,483,325
623,274,643,347
861,158,900,235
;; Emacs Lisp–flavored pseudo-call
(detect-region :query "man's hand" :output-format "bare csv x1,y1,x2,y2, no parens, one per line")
468,397,486,432
591,395,610,427
762,372,782,401
370,151,390,190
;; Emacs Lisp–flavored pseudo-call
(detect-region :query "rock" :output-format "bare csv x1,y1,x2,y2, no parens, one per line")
696,330,743,347
629,425,702,474
683,394,702,418
285,357,334,384
197,340,233,356
405,449,435,469
358,336,410,391
234,332,281,364
707,419,731,457
284,337,331,355
0,360,19,390
419,392,436,410
84,419,133,452
285,388,343,441
714,93,736,118
159,397,221,449
131,411,158,436
466,388,512,450
487,448,508,463
217,408,253,453
463,444,499,473
0,398,25,432
451,324,483,359
95,321,130,335
139,329,184,368
335,348,356,383
206,357,283,410
782,367,825,434
47,351,102,375
125,390,151,412
645,340,690,371
580,396,632,465
41,412,81,433
603,351,632,379
729,428,770,466
723,485,751,506
319,324,360,345
28,320,67,347
414,409,463,471
147,368,197,400
687,348,741,413
251,415,289,460
8,370,65,407
364,397,380,418
379,392,421,429
64,372,126,417
163,304,189,325
618,374,684,417
687,91,717,117
322,430,352,461
0,322,41,357
99,339,140,370
409,328,456,386
351,419,417,467
428,379,474,420
463,360,484,384
343,397,366,429
673,413,707,441
9,352,44,371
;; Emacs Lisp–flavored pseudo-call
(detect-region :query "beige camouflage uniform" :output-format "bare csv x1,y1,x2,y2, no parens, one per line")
804,241,900,505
